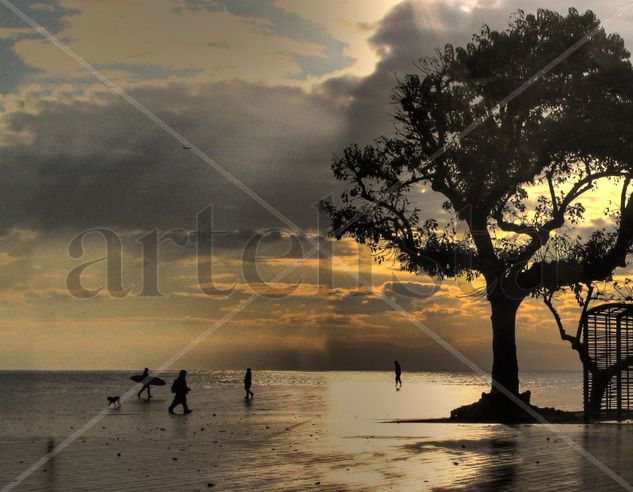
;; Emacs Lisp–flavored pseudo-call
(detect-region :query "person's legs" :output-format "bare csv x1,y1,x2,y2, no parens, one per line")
169,395,191,414
168,396,179,413
182,397,192,414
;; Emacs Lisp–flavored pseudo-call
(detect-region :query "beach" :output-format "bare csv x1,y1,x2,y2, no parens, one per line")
0,370,630,491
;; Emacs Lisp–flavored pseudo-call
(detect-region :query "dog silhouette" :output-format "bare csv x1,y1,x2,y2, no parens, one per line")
107,396,121,408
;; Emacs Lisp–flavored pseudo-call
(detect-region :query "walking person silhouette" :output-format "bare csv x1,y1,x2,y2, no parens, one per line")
394,360,402,388
244,368,254,399
137,367,152,400
168,370,192,415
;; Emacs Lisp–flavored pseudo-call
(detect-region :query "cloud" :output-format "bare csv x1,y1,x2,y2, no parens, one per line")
6,0,362,86
0,0,75,31
0,0,77,93
383,280,439,299
173,0,356,79
0,80,345,232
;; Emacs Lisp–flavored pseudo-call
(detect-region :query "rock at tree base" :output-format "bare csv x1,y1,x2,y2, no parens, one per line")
450,391,579,423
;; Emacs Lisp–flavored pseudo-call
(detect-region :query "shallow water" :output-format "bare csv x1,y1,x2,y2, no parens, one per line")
3,370,631,491
0,369,583,421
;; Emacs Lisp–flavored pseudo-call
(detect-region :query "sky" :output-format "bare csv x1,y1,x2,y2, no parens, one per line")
0,0,632,371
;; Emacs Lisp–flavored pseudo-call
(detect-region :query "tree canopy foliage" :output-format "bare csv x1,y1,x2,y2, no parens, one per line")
323,8,633,298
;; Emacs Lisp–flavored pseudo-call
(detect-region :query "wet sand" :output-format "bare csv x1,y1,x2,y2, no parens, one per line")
0,371,631,491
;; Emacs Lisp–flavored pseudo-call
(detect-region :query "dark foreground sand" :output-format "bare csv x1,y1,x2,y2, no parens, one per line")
1,372,632,491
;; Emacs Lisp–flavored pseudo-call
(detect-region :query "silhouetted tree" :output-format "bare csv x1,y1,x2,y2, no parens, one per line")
322,8,633,410
539,277,633,418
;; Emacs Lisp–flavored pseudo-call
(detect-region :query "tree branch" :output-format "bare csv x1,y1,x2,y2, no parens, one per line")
520,177,633,291
576,284,594,340
542,288,597,372
543,292,577,345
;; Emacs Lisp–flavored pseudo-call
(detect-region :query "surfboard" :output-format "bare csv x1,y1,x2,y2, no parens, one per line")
130,375,166,386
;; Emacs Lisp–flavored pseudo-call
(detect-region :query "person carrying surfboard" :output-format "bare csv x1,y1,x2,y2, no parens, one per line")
130,371,166,396
168,370,192,415
137,368,152,400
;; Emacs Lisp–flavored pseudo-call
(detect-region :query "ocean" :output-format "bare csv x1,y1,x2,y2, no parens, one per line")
0,370,583,428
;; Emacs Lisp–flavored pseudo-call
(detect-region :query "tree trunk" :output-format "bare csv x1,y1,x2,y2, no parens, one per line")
448,297,526,422
490,299,520,396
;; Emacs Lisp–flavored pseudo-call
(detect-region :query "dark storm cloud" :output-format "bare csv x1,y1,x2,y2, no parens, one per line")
383,281,438,299
0,81,343,233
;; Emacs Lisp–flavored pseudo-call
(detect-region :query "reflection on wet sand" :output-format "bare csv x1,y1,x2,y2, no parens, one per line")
483,437,518,490
44,439,55,492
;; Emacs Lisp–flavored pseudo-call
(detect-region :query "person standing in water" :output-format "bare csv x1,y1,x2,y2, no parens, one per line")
394,360,402,387
137,367,152,400
168,370,192,414
244,368,254,399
